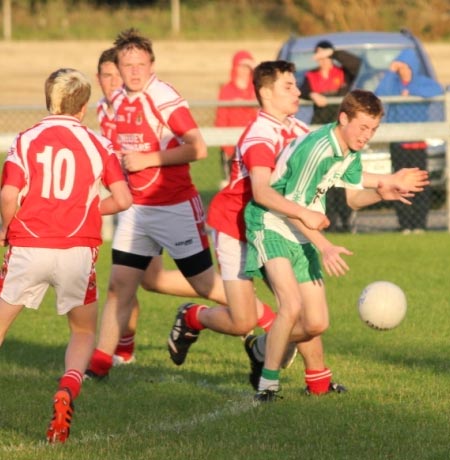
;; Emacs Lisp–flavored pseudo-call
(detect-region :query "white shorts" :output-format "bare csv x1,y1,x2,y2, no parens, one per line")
0,246,98,315
212,230,251,281
113,196,210,260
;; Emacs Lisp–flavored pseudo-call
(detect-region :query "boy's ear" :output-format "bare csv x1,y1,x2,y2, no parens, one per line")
259,86,271,101
338,111,349,126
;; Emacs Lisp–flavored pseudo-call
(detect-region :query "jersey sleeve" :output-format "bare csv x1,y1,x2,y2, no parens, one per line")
1,139,26,189
153,80,198,137
167,106,198,137
242,143,276,171
340,155,364,188
1,161,26,189
102,153,126,188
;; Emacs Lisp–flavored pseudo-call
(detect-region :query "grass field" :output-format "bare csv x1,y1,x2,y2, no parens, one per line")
1,232,449,459
0,151,450,459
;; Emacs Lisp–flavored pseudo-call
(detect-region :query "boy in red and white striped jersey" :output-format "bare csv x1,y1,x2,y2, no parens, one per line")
86,29,231,380
0,68,132,443
95,47,210,367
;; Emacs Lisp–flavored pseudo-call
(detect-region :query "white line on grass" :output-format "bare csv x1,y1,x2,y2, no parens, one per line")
0,387,257,451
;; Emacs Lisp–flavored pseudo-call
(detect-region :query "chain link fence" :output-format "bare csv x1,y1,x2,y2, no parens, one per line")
1,94,449,235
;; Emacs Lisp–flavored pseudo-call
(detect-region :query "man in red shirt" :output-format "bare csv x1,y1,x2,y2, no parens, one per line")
0,68,131,443
300,40,362,232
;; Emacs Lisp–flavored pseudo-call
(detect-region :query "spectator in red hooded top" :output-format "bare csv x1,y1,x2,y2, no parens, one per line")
215,50,258,186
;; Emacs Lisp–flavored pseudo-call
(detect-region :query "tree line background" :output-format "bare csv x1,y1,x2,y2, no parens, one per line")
2,0,450,40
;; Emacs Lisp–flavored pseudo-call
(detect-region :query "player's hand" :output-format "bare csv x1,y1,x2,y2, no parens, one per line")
0,228,8,247
121,151,151,172
300,208,330,231
314,47,334,60
310,92,328,107
376,181,415,204
392,167,429,192
320,243,353,277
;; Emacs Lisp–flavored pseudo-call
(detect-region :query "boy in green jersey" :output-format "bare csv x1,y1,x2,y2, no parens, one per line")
245,89,429,401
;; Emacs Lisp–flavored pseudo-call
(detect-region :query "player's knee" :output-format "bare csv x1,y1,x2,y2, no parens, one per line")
304,318,329,337
278,302,302,325
140,278,156,292
192,283,215,299
231,318,257,336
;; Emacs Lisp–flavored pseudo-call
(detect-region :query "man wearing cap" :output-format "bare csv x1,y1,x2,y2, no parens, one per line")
300,40,362,232
300,40,361,124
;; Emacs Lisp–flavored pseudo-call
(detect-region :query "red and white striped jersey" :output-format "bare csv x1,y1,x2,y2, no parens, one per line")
97,97,119,150
111,75,199,206
207,110,309,241
2,115,125,248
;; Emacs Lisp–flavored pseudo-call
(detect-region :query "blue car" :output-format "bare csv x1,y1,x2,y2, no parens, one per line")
277,29,446,189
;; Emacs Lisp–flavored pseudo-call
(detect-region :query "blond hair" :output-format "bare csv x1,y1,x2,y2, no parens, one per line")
45,68,91,115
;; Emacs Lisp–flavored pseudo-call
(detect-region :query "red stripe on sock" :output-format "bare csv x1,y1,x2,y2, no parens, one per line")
305,368,332,395
59,369,83,399
115,333,135,359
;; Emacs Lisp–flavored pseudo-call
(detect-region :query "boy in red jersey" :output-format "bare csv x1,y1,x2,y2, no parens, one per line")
86,29,240,380
168,61,348,395
96,47,203,367
96,47,123,147
0,68,132,443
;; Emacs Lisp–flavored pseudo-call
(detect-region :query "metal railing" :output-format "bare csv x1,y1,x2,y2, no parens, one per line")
1,93,449,236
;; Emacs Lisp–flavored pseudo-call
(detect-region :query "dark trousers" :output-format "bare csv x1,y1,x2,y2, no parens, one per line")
390,143,430,230
326,187,352,232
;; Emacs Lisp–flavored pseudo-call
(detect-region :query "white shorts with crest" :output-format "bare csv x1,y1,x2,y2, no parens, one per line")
0,246,98,315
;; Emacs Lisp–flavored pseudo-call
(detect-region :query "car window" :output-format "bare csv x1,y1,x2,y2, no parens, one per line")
291,45,426,93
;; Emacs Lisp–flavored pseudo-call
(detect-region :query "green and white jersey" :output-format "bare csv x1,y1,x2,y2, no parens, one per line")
245,122,364,244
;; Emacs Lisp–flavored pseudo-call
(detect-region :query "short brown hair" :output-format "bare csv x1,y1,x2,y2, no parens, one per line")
338,89,384,121
45,68,91,115
253,60,296,106
97,47,117,74
114,28,155,63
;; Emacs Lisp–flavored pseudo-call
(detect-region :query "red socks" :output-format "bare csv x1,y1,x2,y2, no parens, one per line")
305,368,332,394
257,303,276,332
59,369,83,399
184,304,207,330
114,333,135,361
185,303,275,332
88,349,113,376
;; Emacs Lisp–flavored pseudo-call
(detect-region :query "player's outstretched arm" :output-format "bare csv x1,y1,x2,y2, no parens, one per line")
346,184,415,209
363,168,429,193
288,218,352,277
375,181,415,205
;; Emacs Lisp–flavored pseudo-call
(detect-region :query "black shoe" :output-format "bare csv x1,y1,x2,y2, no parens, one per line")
244,335,263,390
304,382,347,396
167,303,200,366
83,369,109,382
253,388,283,403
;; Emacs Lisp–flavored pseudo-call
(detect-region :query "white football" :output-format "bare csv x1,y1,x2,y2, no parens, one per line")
358,281,407,330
